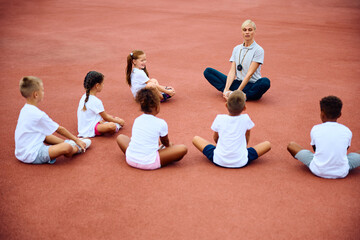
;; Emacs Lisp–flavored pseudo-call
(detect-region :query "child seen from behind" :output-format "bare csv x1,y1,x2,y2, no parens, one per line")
287,96,360,178
193,90,271,168
117,88,187,170
77,71,125,138
15,76,91,164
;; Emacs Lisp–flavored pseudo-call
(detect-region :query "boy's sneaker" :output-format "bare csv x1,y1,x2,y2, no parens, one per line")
115,123,121,132
66,138,91,153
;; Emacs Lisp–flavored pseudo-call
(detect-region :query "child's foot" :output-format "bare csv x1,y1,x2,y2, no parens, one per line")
67,138,91,153
115,123,121,132
160,92,171,102
165,86,175,96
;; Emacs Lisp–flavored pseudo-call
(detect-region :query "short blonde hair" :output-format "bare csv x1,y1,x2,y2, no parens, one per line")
227,90,246,114
19,76,42,98
241,19,256,30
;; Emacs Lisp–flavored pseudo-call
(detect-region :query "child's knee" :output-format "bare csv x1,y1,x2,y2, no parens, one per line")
64,143,74,155
107,122,117,132
192,136,200,144
146,82,157,89
178,144,188,155
264,141,271,150
287,141,296,151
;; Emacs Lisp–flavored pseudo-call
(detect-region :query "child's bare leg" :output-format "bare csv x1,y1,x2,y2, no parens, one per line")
117,134,130,154
44,135,64,145
48,143,78,159
252,141,271,157
158,85,175,96
192,136,213,152
148,78,175,96
96,122,117,134
146,82,163,99
287,141,305,158
159,144,187,166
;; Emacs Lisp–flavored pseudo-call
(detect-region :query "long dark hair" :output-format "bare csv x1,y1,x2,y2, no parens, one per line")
125,50,149,86
82,71,104,111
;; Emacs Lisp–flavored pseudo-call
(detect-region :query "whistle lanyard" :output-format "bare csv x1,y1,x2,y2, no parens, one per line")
238,48,249,71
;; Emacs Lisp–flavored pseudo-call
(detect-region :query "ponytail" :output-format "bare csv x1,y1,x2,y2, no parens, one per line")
125,54,133,86
82,71,104,111
125,50,149,87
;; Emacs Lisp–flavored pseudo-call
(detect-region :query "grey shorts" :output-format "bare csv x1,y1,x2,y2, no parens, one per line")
295,150,360,170
32,144,56,164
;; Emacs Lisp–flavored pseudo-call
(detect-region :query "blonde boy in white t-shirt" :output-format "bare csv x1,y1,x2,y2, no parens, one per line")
287,96,360,179
15,76,91,164
192,90,271,168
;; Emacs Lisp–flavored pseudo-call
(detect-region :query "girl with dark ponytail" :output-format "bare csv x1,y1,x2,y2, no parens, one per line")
77,71,125,137
126,50,175,102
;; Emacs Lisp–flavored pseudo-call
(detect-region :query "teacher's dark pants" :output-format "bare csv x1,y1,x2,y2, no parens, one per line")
204,67,270,100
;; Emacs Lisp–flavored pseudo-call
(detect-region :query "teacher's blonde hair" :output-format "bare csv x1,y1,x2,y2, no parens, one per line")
241,19,256,30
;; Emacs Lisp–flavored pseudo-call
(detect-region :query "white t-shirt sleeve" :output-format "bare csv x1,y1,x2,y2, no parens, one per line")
39,113,60,135
245,114,255,130
253,46,264,64
211,115,221,132
229,46,237,62
87,97,104,114
159,120,168,137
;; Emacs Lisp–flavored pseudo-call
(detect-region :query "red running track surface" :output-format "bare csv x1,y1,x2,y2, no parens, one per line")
1,0,359,239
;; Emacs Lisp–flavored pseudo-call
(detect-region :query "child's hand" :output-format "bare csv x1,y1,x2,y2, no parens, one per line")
115,117,125,126
165,86,175,96
223,91,232,100
75,138,87,152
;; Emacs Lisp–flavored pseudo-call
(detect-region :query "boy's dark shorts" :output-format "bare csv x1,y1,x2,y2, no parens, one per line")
202,144,258,168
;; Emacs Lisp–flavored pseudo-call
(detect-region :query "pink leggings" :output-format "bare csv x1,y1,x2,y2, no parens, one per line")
126,152,161,170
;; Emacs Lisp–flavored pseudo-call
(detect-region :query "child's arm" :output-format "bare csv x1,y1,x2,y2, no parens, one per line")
160,135,171,148
213,131,219,143
99,111,125,126
56,126,86,151
245,130,250,145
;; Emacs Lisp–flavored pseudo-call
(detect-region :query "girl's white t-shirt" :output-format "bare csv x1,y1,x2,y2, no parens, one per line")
77,94,104,137
126,114,168,164
15,104,59,163
211,114,254,167
130,68,149,97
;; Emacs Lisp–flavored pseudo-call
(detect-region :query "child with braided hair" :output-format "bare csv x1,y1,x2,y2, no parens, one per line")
126,50,175,102
117,88,187,170
77,71,125,137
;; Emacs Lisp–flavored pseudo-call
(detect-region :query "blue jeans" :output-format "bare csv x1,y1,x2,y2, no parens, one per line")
204,67,270,100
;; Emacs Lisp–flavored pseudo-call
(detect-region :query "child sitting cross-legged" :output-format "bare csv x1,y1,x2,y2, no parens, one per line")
192,90,271,168
15,76,91,164
117,88,187,170
287,95,360,179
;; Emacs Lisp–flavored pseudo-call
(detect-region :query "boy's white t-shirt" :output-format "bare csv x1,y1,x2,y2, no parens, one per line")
211,114,254,167
126,114,168,164
15,104,59,163
309,122,352,178
77,94,104,137
130,68,149,97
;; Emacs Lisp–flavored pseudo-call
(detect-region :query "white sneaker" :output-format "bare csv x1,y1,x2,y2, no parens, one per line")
67,138,91,153
115,123,121,132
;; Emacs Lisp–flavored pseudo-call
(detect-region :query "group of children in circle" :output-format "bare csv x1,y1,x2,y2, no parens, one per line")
14,49,360,179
